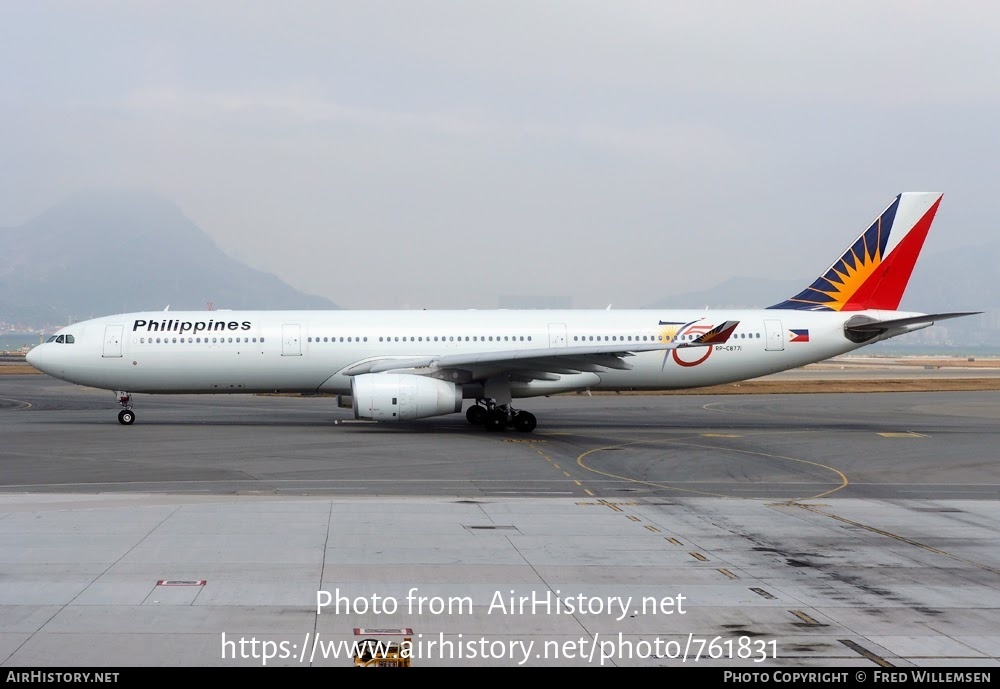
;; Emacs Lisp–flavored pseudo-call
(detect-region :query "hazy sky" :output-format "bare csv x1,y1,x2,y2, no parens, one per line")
2,2,998,309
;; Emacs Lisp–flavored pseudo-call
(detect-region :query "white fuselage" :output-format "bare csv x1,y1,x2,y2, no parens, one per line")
26,308,917,397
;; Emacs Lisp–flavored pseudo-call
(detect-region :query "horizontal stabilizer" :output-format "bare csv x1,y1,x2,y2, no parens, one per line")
845,311,981,333
843,311,980,343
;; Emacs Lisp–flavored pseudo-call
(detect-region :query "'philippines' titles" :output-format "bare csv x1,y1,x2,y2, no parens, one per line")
132,319,252,335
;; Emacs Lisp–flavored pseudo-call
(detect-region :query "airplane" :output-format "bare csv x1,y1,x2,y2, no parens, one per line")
26,192,977,433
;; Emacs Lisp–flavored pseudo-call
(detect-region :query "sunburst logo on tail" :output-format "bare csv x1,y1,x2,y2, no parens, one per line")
768,193,941,312
807,237,883,312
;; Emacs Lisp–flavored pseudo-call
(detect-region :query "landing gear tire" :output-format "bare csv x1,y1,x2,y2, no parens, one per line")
513,411,537,433
118,409,135,425
466,405,488,425
484,409,508,432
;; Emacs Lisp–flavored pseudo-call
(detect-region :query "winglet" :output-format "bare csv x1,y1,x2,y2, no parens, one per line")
690,320,740,345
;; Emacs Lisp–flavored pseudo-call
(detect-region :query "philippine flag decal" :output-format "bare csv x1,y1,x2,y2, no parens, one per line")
789,329,810,343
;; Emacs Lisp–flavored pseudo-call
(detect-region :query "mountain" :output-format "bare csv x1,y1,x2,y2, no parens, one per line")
645,245,1000,347
0,190,338,328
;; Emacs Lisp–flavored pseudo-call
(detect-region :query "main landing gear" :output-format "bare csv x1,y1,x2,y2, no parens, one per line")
466,400,537,433
116,391,135,425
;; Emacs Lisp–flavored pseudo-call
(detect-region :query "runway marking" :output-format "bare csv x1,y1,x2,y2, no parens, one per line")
575,437,849,501
839,639,894,667
488,491,574,495
562,471,571,478
584,489,594,496
666,537,682,545
570,499,639,511
718,568,738,579
789,610,822,625
789,503,1000,576
573,480,582,486
749,587,775,599
900,490,997,494
689,552,708,562
702,401,800,419
877,431,927,438
0,396,32,410
644,525,661,533
0,478,623,490
701,433,741,438
627,515,640,522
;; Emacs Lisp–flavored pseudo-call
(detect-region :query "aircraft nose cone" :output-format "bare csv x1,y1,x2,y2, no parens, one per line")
25,346,45,372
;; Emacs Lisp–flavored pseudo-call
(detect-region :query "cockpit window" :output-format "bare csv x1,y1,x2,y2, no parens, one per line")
46,336,57,343
65,335,75,344
55,335,65,343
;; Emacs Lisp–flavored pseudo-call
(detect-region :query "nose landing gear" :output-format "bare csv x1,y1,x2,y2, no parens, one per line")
116,392,135,425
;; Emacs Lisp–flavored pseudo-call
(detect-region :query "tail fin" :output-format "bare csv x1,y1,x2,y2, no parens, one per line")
768,192,943,311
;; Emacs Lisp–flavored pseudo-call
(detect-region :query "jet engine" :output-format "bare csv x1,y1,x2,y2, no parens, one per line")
351,373,463,421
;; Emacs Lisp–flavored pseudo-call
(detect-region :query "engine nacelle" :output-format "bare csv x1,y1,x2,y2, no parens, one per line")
351,373,463,421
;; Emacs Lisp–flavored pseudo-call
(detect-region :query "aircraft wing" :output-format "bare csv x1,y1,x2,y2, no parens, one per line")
343,320,740,380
